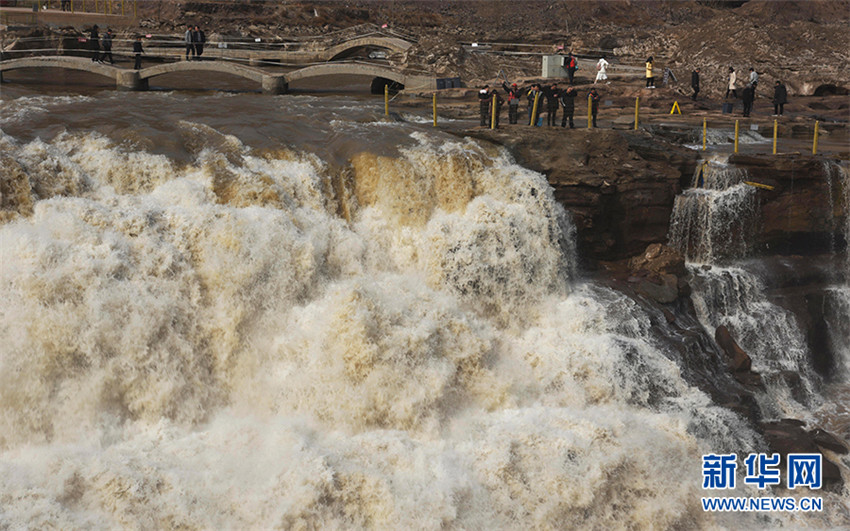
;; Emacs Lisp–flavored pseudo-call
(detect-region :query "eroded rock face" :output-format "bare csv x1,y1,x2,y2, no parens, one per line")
761,419,846,492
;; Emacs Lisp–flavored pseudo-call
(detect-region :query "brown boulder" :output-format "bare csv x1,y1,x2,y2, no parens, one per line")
808,428,849,455
715,325,752,372
628,243,688,277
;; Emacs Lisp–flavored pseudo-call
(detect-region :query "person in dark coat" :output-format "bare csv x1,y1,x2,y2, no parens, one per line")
589,87,600,127
133,36,144,70
691,68,700,101
194,26,206,59
89,25,101,62
502,82,522,124
478,85,492,127
772,80,788,116
742,84,755,117
565,52,577,84
560,85,577,128
544,83,560,126
101,29,114,64
527,84,542,125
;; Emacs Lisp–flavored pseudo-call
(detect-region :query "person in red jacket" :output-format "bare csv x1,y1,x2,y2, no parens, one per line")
502,82,522,124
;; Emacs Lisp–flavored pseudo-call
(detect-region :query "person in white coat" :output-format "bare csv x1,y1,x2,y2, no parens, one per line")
726,67,737,99
595,57,609,84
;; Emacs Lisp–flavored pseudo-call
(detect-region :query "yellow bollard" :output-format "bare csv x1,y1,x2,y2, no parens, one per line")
702,118,707,151
734,120,739,153
490,96,497,129
772,119,778,155
587,94,592,128
109,0,112,15
384,84,389,116
529,92,540,126
71,0,74,12
95,0,98,13
813,121,819,155
634,96,639,130
432,93,437,127
134,0,136,18
121,0,124,16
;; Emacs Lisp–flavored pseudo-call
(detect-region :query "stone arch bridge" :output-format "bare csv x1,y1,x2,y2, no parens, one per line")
0,56,436,93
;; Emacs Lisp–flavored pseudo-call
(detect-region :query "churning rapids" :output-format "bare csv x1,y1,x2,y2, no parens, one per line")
0,86,847,529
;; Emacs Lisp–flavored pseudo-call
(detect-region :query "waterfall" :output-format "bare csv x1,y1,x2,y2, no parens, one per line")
668,160,757,264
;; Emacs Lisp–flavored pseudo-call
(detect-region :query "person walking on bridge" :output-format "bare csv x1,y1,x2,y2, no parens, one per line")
502,82,522,125
133,36,144,70
89,25,101,63
748,67,758,95
193,26,206,59
185,25,195,60
560,85,577,128
101,29,114,65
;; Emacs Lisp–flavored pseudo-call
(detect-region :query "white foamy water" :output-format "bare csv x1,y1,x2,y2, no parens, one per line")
0,112,844,528
668,160,757,264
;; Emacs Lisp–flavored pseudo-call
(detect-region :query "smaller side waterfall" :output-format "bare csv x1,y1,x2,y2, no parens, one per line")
689,266,819,418
668,160,758,264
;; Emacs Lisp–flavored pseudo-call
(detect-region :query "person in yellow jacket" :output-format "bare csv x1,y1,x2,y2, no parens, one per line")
645,56,655,88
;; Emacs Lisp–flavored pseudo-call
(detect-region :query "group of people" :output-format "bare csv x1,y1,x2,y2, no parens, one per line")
479,82,600,129
87,25,145,69
184,25,207,60
726,67,787,116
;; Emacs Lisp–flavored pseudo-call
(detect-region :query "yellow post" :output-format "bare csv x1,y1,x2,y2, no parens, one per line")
95,0,98,13
490,95,497,129
734,120,739,153
134,0,136,18
529,92,540,126
432,93,437,127
702,118,707,151
812,120,819,155
384,84,389,116
772,119,778,155
109,0,112,15
634,96,639,130
71,0,74,12
121,0,124,16
587,94,592,128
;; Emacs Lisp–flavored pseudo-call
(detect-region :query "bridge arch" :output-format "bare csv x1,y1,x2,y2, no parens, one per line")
284,62,408,86
321,36,413,62
139,61,268,84
0,56,119,82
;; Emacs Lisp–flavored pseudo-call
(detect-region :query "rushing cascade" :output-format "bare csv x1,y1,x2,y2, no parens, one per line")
668,159,758,264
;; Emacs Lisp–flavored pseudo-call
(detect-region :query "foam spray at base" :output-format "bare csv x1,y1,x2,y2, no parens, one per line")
0,90,845,528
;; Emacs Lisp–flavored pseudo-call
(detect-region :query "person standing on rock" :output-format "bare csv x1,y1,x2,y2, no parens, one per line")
645,56,655,88
560,85,577,128
194,26,206,59
502,82,522,125
742,83,755,117
726,67,737,99
691,67,700,101
589,87,600,128
544,83,560,126
478,85,492,127
565,52,578,84
527,84,542,125
101,29,114,65
595,56,609,84
185,25,195,60
773,80,787,116
133,35,144,70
